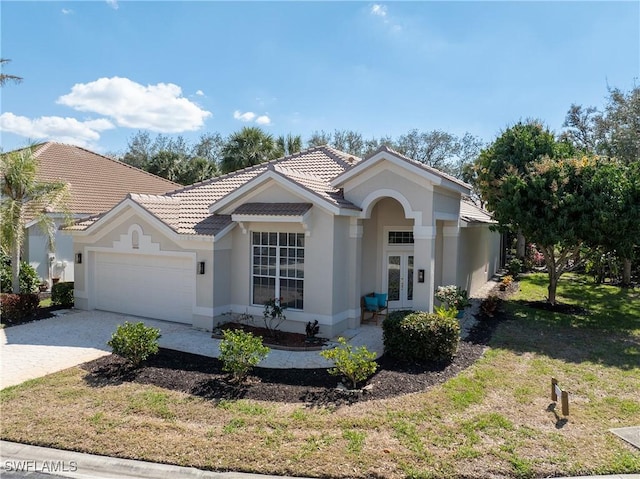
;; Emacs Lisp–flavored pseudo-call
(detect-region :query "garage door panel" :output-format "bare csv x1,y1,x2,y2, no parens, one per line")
95,252,192,323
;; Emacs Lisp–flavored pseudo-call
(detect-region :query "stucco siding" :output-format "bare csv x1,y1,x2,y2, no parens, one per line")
458,226,501,296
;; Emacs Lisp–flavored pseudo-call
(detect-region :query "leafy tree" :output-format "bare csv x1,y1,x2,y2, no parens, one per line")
307,130,333,148
180,156,217,185
0,59,22,87
491,156,625,304
122,131,154,169
1,147,71,293
395,129,460,172
192,132,224,163
220,127,277,174
579,158,640,285
147,150,184,183
475,121,571,258
561,86,640,284
561,104,599,153
275,134,303,157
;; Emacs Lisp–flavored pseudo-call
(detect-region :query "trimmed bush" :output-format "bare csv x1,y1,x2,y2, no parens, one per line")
51,281,74,307
383,310,460,363
219,329,270,382
0,293,40,324
320,337,378,389
107,321,161,367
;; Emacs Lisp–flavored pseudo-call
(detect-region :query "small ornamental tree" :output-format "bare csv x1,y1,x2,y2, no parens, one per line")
320,337,378,389
219,329,269,382
107,322,161,367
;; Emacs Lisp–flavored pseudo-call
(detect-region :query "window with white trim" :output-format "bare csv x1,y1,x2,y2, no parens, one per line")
252,232,304,310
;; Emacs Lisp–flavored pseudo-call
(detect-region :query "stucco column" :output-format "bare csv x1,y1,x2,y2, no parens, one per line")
412,225,436,312
442,225,460,286
348,217,363,328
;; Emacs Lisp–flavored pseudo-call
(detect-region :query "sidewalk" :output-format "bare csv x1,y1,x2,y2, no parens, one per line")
1,441,638,479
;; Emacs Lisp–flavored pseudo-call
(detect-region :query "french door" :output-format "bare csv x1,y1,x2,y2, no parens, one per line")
386,252,414,309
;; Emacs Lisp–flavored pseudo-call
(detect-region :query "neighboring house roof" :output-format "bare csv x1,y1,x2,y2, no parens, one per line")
460,198,496,225
69,144,481,237
28,142,179,217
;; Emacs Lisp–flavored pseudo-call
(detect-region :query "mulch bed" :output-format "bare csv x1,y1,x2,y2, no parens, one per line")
0,305,67,328
81,313,505,405
212,321,327,350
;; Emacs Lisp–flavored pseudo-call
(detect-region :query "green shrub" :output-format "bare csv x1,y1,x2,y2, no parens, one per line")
219,329,270,381
320,337,378,389
507,258,523,276
51,281,74,307
0,293,40,324
383,311,460,363
107,321,161,367
0,256,40,294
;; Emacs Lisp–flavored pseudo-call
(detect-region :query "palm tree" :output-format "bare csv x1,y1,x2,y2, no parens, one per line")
1,147,71,293
0,59,23,87
275,134,303,158
220,127,277,174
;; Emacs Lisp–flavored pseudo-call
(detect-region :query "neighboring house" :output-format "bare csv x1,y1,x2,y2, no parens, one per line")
68,145,500,336
22,142,179,286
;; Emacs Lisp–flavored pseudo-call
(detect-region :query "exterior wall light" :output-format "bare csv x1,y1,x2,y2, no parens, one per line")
198,261,205,275
76,253,82,264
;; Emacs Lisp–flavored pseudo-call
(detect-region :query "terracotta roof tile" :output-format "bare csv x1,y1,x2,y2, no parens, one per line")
29,142,179,216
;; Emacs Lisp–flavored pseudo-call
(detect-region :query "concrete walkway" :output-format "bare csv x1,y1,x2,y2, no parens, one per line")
1,441,638,479
1,310,383,389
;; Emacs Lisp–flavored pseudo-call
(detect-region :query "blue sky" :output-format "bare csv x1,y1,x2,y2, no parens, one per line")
1,1,638,155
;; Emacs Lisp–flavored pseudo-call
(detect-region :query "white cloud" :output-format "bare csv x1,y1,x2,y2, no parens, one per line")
105,0,118,10
61,8,73,15
255,115,271,126
370,4,387,17
57,77,211,133
233,110,256,122
195,90,204,96
0,112,114,148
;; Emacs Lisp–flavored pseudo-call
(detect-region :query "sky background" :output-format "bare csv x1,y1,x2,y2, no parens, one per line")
1,1,638,155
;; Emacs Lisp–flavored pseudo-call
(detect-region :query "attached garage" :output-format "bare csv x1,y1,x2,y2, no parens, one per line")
93,252,193,323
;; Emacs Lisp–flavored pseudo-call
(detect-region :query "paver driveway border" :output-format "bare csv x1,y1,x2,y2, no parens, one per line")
1,310,384,389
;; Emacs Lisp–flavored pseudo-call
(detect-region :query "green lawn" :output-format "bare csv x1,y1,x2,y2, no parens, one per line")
2,273,639,478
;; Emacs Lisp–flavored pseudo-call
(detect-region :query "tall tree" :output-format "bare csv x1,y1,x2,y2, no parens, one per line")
562,86,640,284
122,131,154,169
275,134,303,158
0,59,22,87
1,147,71,293
220,127,277,174
395,129,460,172
488,156,610,304
307,130,333,148
475,121,569,258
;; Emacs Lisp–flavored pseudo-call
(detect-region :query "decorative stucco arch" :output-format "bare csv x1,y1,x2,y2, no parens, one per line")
359,189,423,225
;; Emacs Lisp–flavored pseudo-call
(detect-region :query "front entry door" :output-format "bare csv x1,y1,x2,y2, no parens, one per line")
386,253,414,310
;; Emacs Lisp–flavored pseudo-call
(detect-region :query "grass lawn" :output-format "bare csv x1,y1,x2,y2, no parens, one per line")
1,273,639,478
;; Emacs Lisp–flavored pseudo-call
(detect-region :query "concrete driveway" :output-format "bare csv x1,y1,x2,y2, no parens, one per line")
0,310,218,389
1,310,384,389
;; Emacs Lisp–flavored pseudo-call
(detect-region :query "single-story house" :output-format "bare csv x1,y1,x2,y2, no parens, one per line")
22,142,179,286
68,145,501,337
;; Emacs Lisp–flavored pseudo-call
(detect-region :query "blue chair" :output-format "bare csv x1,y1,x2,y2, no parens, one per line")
361,292,388,324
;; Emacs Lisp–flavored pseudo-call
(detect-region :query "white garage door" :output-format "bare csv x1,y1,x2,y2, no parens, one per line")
95,252,192,323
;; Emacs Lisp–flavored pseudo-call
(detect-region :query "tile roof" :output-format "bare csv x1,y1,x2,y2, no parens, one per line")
28,142,179,216
232,203,313,216
460,198,496,224
68,144,477,237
